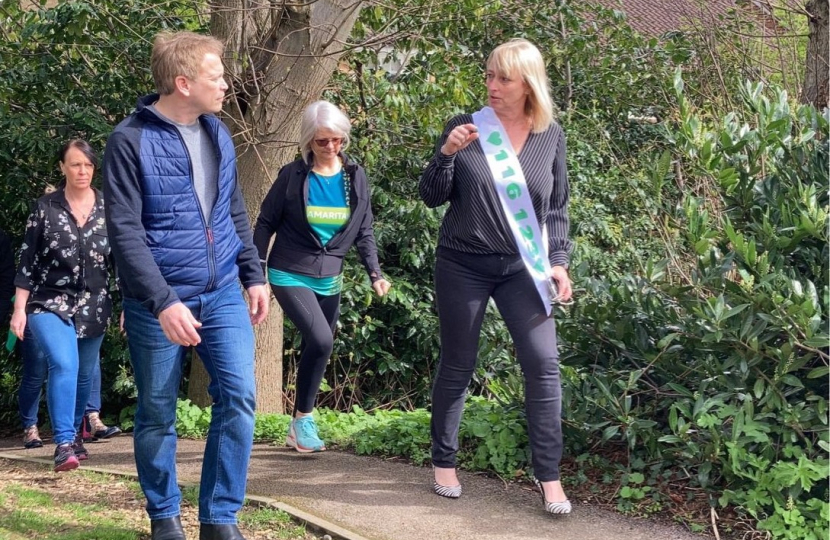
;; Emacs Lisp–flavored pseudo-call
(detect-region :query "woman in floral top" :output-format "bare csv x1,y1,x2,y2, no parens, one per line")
10,139,115,472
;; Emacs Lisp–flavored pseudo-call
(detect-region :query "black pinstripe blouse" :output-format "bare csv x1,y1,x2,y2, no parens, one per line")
420,114,572,268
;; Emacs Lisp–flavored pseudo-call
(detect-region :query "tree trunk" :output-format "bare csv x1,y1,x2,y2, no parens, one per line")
251,296,284,413
208,0,364,413
188,351,212,408
802,0,829,109
187,311,281,412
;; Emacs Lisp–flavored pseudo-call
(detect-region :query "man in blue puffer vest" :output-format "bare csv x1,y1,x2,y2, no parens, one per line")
103,31,269,540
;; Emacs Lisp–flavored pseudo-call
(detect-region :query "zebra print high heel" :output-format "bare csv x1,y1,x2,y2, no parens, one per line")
433,467,462,499
433,482,462,499
534,478,572,515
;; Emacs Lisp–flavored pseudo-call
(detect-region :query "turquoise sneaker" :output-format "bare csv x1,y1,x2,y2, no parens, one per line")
286,415,326,453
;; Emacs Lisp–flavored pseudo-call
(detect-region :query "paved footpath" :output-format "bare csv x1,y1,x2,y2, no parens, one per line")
0,436,712,540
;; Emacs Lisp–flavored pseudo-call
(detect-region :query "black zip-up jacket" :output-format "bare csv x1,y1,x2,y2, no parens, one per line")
253,154,382,282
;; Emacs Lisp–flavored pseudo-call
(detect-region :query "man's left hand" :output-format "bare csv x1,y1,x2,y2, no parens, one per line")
246,284,269,325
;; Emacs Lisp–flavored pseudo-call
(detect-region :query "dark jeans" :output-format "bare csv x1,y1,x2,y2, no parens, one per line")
431,247,564,481
272,285,340,414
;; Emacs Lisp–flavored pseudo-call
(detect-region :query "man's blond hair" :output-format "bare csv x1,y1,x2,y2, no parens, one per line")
151,31,225,95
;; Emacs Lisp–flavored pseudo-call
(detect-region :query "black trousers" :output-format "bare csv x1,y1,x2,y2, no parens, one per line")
272,285,340,414
430,247,563,481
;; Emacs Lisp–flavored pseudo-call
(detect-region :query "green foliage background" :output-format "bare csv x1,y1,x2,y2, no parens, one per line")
0,1,826,538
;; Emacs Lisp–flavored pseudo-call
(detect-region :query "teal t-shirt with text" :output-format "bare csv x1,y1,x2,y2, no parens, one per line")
307,170,350,245
268,170,350,297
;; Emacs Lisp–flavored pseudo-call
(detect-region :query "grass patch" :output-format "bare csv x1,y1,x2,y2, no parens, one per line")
5,485,53,507
0,459,313,540
240,507,307,538
181,484,200,506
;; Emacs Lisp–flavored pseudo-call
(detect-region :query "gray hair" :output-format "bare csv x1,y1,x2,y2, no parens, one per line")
299,100,351,163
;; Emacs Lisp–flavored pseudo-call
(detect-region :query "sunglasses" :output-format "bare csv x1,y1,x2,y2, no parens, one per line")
314,137,343,147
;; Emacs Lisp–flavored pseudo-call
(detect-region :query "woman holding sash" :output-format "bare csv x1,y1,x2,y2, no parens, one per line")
420,39,573,514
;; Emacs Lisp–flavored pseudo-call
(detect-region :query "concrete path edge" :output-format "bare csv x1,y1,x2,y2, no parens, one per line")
0,451,371,540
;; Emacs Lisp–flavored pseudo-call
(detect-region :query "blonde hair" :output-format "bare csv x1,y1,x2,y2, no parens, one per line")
299,101,352,164
151,31,225,95
487,39,554,133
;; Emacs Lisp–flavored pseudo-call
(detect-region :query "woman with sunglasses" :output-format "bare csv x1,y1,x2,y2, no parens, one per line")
254,100,390,453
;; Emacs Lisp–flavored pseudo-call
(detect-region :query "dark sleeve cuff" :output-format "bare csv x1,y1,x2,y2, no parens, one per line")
549,252,570,269
149,290,181,318
436,152,456,168
242,278,267,290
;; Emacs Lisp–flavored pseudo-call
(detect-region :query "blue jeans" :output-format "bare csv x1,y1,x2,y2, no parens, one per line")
85,360,103,414
18,328,47,429
123,282,256,524
19,341,104,427
23,312,101,445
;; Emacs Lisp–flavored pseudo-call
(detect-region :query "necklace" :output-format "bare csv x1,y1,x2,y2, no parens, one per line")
311,169,350,207
67,196,95,223
312,159,349,207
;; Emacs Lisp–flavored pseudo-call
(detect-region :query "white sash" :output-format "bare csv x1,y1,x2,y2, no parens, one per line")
472,106,555,316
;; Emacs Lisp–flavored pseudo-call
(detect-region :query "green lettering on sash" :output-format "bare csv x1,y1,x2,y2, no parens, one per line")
487,131,503,146
495,149,509,161
514,208,528,220
507,184,522,200
502,166,515,178
527,241,539,257
520,225,533,240
531,259,545,273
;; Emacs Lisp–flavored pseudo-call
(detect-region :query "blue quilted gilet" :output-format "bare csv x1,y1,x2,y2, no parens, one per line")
137,113,242,299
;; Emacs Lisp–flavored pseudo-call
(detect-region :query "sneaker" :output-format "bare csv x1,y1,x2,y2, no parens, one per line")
286,416,326,453
54,444,79,472
85,412,122,441
81,415,98,443
72,434,89,461
23,425,43,449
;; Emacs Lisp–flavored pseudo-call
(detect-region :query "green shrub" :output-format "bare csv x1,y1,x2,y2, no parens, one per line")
665,74,828,540
175,399,212,439
553,76,829,538
253,413,290,442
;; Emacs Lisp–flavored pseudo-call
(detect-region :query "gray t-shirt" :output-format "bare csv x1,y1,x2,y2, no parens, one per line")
149,105,218,221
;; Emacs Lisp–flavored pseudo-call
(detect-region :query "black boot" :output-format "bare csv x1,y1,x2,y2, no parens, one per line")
151,516,186,540
199,523,246,540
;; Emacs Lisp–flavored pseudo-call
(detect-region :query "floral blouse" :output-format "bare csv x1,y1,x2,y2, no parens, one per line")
14,188,114,338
